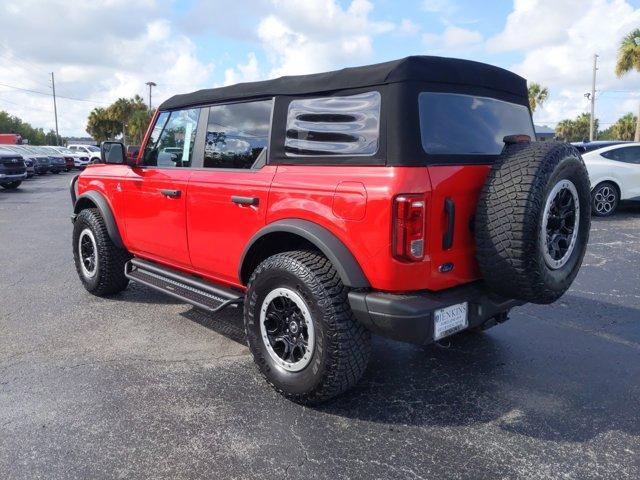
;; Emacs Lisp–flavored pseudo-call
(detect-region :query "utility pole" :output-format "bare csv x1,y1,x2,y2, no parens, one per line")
589,54,598,142
51,72,60,145
145,81,156,111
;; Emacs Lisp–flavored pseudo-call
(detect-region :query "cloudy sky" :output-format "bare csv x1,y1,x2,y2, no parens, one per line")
0,0,639,137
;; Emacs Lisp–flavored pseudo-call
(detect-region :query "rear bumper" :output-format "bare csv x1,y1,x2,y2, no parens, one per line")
348,282,524,345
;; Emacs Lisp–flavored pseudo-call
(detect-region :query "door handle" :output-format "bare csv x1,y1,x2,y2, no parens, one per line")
159,189,181,198
231,195,259,206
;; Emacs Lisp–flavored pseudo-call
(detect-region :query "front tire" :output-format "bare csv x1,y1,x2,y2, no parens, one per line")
244,250,370,404
1,181,21,189
591,182,619,217
72,208,131,296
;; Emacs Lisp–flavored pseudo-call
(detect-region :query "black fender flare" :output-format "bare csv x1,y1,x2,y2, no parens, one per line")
239,219,370,288
73,190,124,248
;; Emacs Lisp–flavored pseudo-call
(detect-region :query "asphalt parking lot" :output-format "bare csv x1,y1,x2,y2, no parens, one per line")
1,173,639,480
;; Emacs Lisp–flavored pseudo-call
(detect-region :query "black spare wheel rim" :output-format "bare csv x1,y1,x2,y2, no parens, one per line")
541,179,580,270
260,287,315,372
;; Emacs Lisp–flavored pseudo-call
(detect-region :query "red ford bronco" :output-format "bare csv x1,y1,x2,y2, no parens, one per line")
70,56,591,404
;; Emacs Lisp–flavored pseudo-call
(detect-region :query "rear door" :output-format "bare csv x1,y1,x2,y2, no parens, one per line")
186,99,275,287
123,108,201,268
418,92,536,288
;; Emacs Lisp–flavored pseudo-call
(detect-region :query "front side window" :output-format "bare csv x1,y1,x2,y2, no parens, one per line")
203,99,273,169
143,109,200,167
419,92,535,156
285,91,381,156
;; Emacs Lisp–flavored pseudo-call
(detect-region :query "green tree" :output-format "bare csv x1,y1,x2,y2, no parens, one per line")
0,110,63,145
615,28,640,141
555,113,598,142
610,112,637,140
528,82,549,112
86,95,150,145
126,108,152,145
86,107,120,143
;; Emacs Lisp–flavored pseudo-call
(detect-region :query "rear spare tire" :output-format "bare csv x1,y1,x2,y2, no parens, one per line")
475,141,591,304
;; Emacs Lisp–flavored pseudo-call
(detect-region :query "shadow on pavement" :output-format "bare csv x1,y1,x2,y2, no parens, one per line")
111,275,640,446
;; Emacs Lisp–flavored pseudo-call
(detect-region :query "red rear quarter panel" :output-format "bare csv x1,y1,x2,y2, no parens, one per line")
268,164,489,293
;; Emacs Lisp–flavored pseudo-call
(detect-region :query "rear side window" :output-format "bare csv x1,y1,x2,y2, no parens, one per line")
601,146,640,164
285,91,381,156
143,108,200,168
203,99,273,169
419,92,534,156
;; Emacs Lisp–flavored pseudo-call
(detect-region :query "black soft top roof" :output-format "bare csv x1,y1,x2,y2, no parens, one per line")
160,55,527,110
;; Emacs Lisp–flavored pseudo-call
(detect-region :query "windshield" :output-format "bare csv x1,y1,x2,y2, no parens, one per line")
86,145,100,152
419,92,534,156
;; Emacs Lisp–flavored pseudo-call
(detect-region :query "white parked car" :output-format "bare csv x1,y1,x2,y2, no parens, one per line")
67,144,101,163
50,146,91,169
579,142,640,216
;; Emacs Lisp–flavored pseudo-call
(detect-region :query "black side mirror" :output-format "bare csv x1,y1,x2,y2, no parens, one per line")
101,141,126,164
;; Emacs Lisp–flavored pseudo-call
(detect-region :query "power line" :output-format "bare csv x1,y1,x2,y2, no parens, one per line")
0,81,108,104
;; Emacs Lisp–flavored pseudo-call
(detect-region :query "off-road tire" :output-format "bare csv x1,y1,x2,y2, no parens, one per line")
244,250,371,404
72,208,131,296
475,142,591,304
591,181,619,217
1,181,21,189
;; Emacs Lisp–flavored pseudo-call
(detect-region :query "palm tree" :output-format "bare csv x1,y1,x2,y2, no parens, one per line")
611,112,637,140
615,28,640,141
528,82,549,112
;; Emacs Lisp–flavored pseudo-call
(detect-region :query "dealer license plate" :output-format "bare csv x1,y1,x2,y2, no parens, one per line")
434,302,468,340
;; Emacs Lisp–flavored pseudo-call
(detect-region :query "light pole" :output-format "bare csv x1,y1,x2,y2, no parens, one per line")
145,81,157,111
589,54,598,142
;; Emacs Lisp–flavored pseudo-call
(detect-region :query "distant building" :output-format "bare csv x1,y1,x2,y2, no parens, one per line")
534,125,555,141
65,136,96,146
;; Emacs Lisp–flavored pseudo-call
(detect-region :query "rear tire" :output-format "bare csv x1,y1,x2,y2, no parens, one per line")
591,181,619,217
244,250,370,405
475,142,591,304
73,208,131,296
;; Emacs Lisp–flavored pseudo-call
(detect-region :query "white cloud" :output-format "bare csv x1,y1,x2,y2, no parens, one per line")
399,19,420,35
0,0,213,136
486,0,581,53
423,25,483,49
256,0,395,77
494,0,640,126
224,53,261,86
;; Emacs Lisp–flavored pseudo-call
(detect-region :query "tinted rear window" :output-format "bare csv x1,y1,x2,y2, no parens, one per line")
419,92,534,155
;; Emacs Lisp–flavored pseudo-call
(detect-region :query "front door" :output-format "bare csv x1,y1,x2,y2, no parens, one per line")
186,99,275,287
123,108,201,268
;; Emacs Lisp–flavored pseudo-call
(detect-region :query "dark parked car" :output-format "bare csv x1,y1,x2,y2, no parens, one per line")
0,147,27,189
31,146,66,173
3,145,47,174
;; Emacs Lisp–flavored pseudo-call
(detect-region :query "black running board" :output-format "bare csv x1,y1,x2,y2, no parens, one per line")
125,258,244,313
